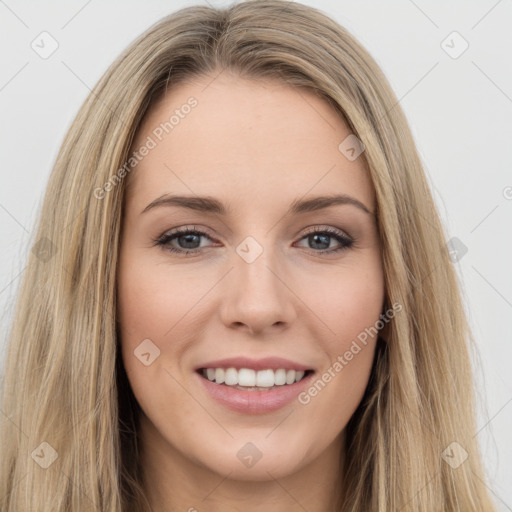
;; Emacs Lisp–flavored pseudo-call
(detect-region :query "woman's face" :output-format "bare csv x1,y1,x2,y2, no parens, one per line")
117,72,385,482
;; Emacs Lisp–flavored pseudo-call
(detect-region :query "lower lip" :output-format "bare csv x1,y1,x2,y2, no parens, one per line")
195,371,315,414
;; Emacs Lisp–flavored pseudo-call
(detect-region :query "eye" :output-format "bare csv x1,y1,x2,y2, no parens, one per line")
294,226,354,254
153,226,216,255
153,225,354,255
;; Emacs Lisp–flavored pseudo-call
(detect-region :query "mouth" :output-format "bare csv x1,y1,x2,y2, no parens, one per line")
195,362,317,414
196,367,315,391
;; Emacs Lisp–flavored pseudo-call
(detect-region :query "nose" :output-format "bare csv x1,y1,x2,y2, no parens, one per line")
218,244,297,336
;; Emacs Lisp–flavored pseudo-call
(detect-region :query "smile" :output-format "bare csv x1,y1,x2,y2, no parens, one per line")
198,367,312,390
195,367,316,414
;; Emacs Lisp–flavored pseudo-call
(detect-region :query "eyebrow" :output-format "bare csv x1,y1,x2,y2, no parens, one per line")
141,193,373,216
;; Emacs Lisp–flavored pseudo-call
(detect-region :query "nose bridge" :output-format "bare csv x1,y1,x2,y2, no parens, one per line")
236,234,285,301
237,236,279,296
219,234,296,332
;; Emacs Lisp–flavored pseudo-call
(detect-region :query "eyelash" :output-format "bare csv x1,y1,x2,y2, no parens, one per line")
153,225,354,256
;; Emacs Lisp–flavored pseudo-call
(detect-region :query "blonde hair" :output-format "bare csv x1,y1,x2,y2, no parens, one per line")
0,1,495,510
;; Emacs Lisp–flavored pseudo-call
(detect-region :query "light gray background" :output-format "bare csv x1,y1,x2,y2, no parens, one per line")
0,0,511,509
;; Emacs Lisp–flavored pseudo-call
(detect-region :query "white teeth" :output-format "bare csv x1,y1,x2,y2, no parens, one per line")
224,368,238,385
274,368,287,385
214,368,225,384
295,370,305,382
201,367,310,387
238,368,255,386
256,369,274,387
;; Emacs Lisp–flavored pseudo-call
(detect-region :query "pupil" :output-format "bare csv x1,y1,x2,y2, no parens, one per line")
310,233,329,250
180,234,200,248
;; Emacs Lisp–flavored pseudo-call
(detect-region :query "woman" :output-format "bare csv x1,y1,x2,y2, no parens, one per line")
0,1,496,510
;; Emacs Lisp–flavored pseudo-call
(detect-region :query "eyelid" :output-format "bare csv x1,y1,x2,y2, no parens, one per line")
301,224,351,240
153,225,219,247
156,224,214,238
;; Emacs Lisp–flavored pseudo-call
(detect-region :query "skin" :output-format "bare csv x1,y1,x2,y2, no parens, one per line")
117,71,385,512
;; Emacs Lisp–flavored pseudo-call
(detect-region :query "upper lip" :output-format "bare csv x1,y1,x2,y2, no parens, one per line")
195,356,314,372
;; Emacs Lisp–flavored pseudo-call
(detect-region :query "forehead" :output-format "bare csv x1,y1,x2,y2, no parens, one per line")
125,72,374,213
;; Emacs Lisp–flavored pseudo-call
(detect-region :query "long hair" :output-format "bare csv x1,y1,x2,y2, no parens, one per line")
0,1,495,510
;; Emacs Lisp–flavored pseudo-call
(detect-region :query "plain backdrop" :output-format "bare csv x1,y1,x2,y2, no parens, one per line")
0,0,511,509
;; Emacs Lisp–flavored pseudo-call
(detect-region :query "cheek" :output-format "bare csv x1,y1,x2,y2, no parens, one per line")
294,256,384,417
117,251,179,388
117,250,203,342
299,254,385,343
116,253,205,433
297,342,375,449
297,279,382,439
